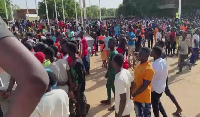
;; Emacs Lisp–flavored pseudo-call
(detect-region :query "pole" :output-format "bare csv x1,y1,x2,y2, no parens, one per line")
35,0,39,20
44,0,49,24
178,0,181,19
79,0,83,26
83,0,87,19
99,0,101,21
62,0,65,23
25,0,29,19
54,0,58,23
3,0,8,19
75,1,78,26
10,0,14,22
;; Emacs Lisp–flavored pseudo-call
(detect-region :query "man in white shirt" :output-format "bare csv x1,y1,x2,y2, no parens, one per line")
112,54,134,117
31,70,69,117
156,28,162,42
192,29,200,61
151,46,168,117
177,31,192,74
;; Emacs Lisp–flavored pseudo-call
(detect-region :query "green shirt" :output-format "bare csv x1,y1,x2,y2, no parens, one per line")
108,49,118,79
0,18,14,39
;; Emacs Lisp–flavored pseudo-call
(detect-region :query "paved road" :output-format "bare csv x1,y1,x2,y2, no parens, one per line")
86,54,200,117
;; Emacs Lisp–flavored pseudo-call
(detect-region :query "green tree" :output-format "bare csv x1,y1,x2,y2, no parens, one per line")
38,0,81,19
86,5,100,19
0,0,11,19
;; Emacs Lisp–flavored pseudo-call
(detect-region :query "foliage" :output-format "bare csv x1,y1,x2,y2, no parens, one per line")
38,0,81,19
117,0,200,17
86,5,116,19
0,0,11,19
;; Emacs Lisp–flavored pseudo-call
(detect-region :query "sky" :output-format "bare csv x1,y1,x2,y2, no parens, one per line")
11,0,123,9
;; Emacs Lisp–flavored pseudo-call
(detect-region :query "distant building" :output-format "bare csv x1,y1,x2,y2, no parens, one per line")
14,9,36,21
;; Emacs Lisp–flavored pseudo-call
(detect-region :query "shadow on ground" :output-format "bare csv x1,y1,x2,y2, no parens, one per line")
88,104,114,117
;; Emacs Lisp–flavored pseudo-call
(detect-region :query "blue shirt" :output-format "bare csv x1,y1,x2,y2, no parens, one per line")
114,26,120,36
104,36,112,50
127,32,135,46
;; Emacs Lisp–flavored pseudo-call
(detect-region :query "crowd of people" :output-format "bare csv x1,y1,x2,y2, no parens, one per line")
0,16,199,117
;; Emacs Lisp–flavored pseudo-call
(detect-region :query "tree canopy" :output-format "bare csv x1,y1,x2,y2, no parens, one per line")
116,0,200,17
38,0,82,19
0,0,11,19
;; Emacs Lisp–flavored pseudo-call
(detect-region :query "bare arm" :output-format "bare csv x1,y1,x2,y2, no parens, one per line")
116,93,127,117
132,80,151,97
0,37,49,117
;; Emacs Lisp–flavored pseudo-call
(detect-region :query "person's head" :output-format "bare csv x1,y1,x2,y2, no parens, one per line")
43,47,55,62
112,54,124,71
108,38,116,50
50,45,58,57
156,41,165,48
46,70,57,92
119,37,127,47
79,31,84,38
102,30,106,36
182,31,187,40
129,28,133,32
66,42,78,57
34,42,47,52
45,39,54,46
24,41,33,51
151,46,162,59
138,47,151,63
34,52,45,63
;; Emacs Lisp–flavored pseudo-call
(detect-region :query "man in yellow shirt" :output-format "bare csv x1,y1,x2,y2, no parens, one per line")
131,47,155,117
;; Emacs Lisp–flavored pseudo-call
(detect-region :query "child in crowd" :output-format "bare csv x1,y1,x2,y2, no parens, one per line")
101,38,118,110
30,70,70,117
116,37,129,69
98,30,107,67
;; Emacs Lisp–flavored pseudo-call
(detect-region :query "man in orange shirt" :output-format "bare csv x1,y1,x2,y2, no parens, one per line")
131,47,154,117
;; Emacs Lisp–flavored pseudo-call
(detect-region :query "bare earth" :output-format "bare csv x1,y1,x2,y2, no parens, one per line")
86,53,200,117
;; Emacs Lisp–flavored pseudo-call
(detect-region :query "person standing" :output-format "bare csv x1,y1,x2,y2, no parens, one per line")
191,29,200,63
114,23,120,45
66,42,89,117
155,41,183,116
112,54,134,117
131,47,154,117
127,28,136,64
156,28,162,43
151,46,168,117
148,25,154,49
79,31,90,75
101,38,118,106
176,31,192,74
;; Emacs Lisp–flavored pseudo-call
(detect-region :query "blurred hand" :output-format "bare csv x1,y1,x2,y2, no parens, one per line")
2,91,11,99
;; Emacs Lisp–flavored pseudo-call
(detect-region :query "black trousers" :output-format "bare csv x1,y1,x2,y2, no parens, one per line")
148,37,153,49
151,92,167,117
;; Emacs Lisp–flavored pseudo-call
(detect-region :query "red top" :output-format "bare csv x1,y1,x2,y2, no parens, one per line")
54,43,61,52
55,38,60,43
58,21,63,28
116,47,125,54
81,37,88,56
116,47,129,69
67,54,79,67
170,32,176,42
